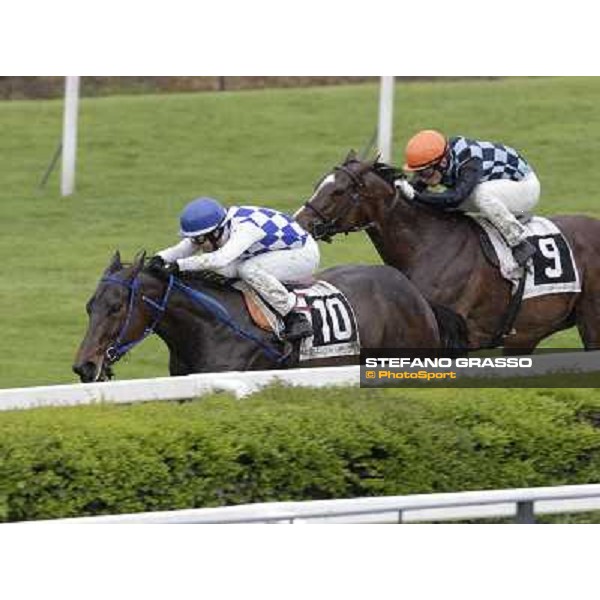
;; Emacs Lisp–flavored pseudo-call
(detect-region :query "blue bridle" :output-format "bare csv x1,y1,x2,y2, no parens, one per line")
100,274,285,365
102,274,175,363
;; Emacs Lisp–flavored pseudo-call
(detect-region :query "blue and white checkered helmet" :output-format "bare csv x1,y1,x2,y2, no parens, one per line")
179,197,227,237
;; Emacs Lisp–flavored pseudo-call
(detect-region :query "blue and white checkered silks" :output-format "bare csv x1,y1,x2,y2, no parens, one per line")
443,137,533,186
224,206,309,259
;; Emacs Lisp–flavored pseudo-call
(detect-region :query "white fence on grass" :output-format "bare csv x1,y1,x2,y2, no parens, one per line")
29,483,600,524
2,351,600,412
0,365,361,411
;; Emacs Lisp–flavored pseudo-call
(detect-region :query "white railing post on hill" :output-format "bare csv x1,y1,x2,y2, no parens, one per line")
61,76,80,197
377,76,395,163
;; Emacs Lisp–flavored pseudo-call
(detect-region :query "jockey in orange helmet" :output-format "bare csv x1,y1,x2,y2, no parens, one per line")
396,130,540,266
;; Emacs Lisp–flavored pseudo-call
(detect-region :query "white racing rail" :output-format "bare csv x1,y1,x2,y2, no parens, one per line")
0,365,361,411
27,483,600,524
1,351,599,412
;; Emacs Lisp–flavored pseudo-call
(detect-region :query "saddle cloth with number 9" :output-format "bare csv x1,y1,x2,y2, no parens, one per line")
474,215,581,299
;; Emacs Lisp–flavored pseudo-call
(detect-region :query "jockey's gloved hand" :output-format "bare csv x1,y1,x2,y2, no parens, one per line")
147,257,180,280
164,262,181,277
395,179,416,201
147,255,166,272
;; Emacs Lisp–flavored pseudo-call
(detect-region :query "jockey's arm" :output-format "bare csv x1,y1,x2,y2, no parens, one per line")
177,221,263,271
414,158,483,210
157,238,199,262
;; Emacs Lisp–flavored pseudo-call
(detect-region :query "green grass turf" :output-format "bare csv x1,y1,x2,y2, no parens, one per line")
2,76,599,388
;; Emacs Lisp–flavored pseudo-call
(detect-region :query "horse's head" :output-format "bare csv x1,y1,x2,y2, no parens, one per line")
295,150,400,242
72,250,165,383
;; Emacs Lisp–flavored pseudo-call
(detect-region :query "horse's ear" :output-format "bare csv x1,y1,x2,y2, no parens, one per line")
344,149,357,163
104,250,122,275
362,153,381,172
131,250,147,278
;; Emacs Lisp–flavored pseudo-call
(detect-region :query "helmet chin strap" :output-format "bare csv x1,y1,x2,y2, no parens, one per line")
194,221,230,251
211,222,230,247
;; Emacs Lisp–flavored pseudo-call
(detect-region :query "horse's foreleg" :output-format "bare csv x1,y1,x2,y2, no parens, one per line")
169,352,190,376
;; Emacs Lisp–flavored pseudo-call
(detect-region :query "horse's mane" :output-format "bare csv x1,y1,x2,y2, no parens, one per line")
342,157,404,187
371,161,404,186
343,159,470,225
117,259,235,291
178,270,236,290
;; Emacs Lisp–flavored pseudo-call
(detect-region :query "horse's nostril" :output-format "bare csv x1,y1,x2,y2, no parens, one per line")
73,361,97,382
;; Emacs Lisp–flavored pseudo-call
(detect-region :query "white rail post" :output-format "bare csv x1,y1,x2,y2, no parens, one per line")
516,501,536,524
377,76,395,163
61,76,80,197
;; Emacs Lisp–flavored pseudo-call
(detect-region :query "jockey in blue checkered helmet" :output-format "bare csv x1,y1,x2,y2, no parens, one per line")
148,196,321,341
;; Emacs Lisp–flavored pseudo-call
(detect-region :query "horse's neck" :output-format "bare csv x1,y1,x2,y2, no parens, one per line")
154,283,268,373
155,283,236,345
368,200,475,275
153,293,205,364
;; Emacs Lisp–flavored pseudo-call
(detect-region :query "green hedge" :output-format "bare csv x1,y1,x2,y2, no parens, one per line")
1,386,600,522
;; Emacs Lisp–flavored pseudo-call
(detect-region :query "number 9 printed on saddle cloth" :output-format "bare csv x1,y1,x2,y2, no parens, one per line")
149,197,320,342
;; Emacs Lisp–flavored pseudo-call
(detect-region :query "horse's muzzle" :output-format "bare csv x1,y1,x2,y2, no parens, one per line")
72,361,100,383
311,222,334,243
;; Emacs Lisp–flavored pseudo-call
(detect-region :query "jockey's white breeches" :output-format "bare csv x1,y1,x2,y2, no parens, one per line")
214,237,321,316
459,172,541,246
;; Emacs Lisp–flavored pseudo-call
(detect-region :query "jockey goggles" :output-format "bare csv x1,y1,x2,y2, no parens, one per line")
415,162,443,180
192,227,223,246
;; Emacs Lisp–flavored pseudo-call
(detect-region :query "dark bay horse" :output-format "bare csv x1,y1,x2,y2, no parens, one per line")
295,152,600,352
73,251,468,383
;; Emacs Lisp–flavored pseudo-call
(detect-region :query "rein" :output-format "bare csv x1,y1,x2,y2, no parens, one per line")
171,279,285,362
102,273,285,365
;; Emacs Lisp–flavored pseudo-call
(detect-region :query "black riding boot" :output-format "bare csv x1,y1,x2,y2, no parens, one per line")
512,239,537,266
284,311,313,341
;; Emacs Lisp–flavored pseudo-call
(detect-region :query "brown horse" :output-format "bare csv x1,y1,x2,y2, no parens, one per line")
295,152,600,352
72,252,468,382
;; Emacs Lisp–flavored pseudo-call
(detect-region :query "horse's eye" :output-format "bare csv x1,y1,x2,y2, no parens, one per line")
107,304,121,315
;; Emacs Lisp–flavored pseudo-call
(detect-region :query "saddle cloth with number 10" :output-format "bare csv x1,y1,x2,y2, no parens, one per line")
235,279,361,361
294,280,360,361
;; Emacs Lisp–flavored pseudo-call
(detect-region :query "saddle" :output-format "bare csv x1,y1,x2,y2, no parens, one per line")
235,278,360,362
472,213,533,272
233,280,314,337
